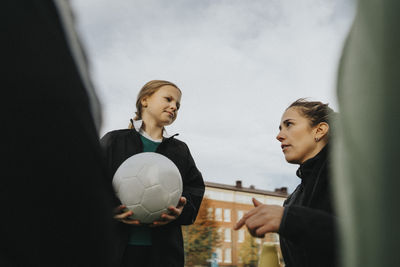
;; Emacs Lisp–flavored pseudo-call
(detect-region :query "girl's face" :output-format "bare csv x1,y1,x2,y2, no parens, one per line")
276,107,320,164
141,85,182,127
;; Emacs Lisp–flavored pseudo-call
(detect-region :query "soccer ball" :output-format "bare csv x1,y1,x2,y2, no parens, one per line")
112,152,183,224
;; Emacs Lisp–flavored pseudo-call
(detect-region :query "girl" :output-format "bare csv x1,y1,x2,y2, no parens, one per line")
101,80,205,267
235,99,337,267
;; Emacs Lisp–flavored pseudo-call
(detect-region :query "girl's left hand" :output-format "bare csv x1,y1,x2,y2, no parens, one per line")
150,196,187,227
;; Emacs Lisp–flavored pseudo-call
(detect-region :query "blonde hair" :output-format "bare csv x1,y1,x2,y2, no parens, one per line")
128,80,181,129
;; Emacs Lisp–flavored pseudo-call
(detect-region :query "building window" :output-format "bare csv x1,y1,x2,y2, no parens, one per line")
224,248,232,263
224,209,231,222
216,248,222,263
238,229,245,243
224,228,231,242
235,194,253,204
207,207,213,220
218,227,223,239
237,210,244,221
215,208,222,221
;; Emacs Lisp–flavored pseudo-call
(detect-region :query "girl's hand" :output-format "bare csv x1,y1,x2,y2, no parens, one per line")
150,197,187,227
113,205,141,225
234,198,284,238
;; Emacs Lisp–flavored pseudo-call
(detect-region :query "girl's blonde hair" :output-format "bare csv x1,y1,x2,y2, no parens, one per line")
128,80,181,129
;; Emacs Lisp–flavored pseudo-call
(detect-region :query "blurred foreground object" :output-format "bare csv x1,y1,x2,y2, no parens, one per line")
334,0,400,266
1,0,117,265
258,243,280,267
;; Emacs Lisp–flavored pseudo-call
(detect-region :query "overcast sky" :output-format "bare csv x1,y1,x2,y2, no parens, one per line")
70,0,355,193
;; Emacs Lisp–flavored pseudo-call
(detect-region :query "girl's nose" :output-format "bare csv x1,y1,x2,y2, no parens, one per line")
170,102,177,111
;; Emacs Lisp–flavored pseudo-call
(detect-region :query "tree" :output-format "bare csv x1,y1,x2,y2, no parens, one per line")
183,198,221,266
239,231,260,267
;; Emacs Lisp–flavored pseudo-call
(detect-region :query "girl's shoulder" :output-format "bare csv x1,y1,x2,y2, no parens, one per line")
100,129,140,147
166,136,189,149
102,128,137,138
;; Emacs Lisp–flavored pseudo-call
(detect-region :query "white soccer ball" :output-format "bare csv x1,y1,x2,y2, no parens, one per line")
112,152,183,224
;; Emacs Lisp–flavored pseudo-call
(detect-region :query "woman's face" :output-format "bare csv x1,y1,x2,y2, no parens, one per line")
276,107,320,164
141,85,181,127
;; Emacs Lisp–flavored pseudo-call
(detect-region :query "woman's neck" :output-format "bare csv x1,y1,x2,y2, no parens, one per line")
300,141,328,165
141,120,164,140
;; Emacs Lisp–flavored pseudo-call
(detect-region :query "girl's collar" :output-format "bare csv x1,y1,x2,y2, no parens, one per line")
131,119,174,139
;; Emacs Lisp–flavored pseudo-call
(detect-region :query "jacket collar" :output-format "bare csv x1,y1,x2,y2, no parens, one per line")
296,144,329,182
131,119,178,140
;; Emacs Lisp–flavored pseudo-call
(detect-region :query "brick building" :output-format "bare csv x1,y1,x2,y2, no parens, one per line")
200,180,288,266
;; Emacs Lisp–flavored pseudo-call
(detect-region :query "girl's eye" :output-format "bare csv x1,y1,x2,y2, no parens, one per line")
285,121,292,127
165,97,171,102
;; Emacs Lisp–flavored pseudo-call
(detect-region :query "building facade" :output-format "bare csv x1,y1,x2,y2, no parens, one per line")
201,180,288,266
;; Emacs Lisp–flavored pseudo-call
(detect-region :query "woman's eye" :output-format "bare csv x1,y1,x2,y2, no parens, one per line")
165,97,171,102
286,122,292,127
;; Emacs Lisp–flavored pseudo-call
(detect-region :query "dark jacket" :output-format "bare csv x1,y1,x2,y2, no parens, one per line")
278,145,337,267
100,128,205,267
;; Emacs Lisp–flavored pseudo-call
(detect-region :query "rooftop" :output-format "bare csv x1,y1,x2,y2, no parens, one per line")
205,180,288,197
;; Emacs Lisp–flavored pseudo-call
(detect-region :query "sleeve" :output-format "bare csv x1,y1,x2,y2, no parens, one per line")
99,131,123,206
278,205,337,255
173,143,205,226
99,131,114,178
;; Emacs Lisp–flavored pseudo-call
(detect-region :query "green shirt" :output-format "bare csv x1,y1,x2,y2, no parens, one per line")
128,134,161,246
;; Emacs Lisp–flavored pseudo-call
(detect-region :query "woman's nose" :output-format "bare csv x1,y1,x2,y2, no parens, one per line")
276,131,284,142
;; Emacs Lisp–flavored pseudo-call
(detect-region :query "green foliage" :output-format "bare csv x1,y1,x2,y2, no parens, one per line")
183,198,221,266
239,232,260,267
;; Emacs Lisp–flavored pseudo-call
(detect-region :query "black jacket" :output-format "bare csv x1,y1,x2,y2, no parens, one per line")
100,129,205,267
278,146,337,267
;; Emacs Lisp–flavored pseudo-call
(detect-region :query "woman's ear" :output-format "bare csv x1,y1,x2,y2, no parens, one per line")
315,122,329,141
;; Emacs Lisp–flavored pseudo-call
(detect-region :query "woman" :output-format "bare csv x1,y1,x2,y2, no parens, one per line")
235,99,337,267
101,80,205,267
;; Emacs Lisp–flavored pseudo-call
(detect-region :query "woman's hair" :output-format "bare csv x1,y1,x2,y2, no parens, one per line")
129,80,181,128
287,98,335,127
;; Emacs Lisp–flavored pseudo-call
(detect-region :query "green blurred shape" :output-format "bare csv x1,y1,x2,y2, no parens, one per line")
334,1,400,266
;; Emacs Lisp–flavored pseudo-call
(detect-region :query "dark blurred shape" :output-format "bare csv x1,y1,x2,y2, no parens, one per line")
1,1,117,265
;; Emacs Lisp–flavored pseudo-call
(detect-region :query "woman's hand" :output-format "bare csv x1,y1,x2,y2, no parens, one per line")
150,196,187,227
234,198,284,238
113,205,141,225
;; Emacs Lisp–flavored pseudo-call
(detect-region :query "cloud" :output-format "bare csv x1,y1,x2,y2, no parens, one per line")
71,0,355,193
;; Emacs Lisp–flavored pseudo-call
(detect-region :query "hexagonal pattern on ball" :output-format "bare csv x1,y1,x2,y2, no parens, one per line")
137,163,160,188
112,152,183,223
117,177,145,206
147,209,167,223
169,189,182,207
141,185,169,212
128,204,150,221
159,168,182,193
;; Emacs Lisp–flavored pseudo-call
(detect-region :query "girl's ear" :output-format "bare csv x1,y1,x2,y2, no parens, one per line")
141,97,148,108
315,122,329,140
